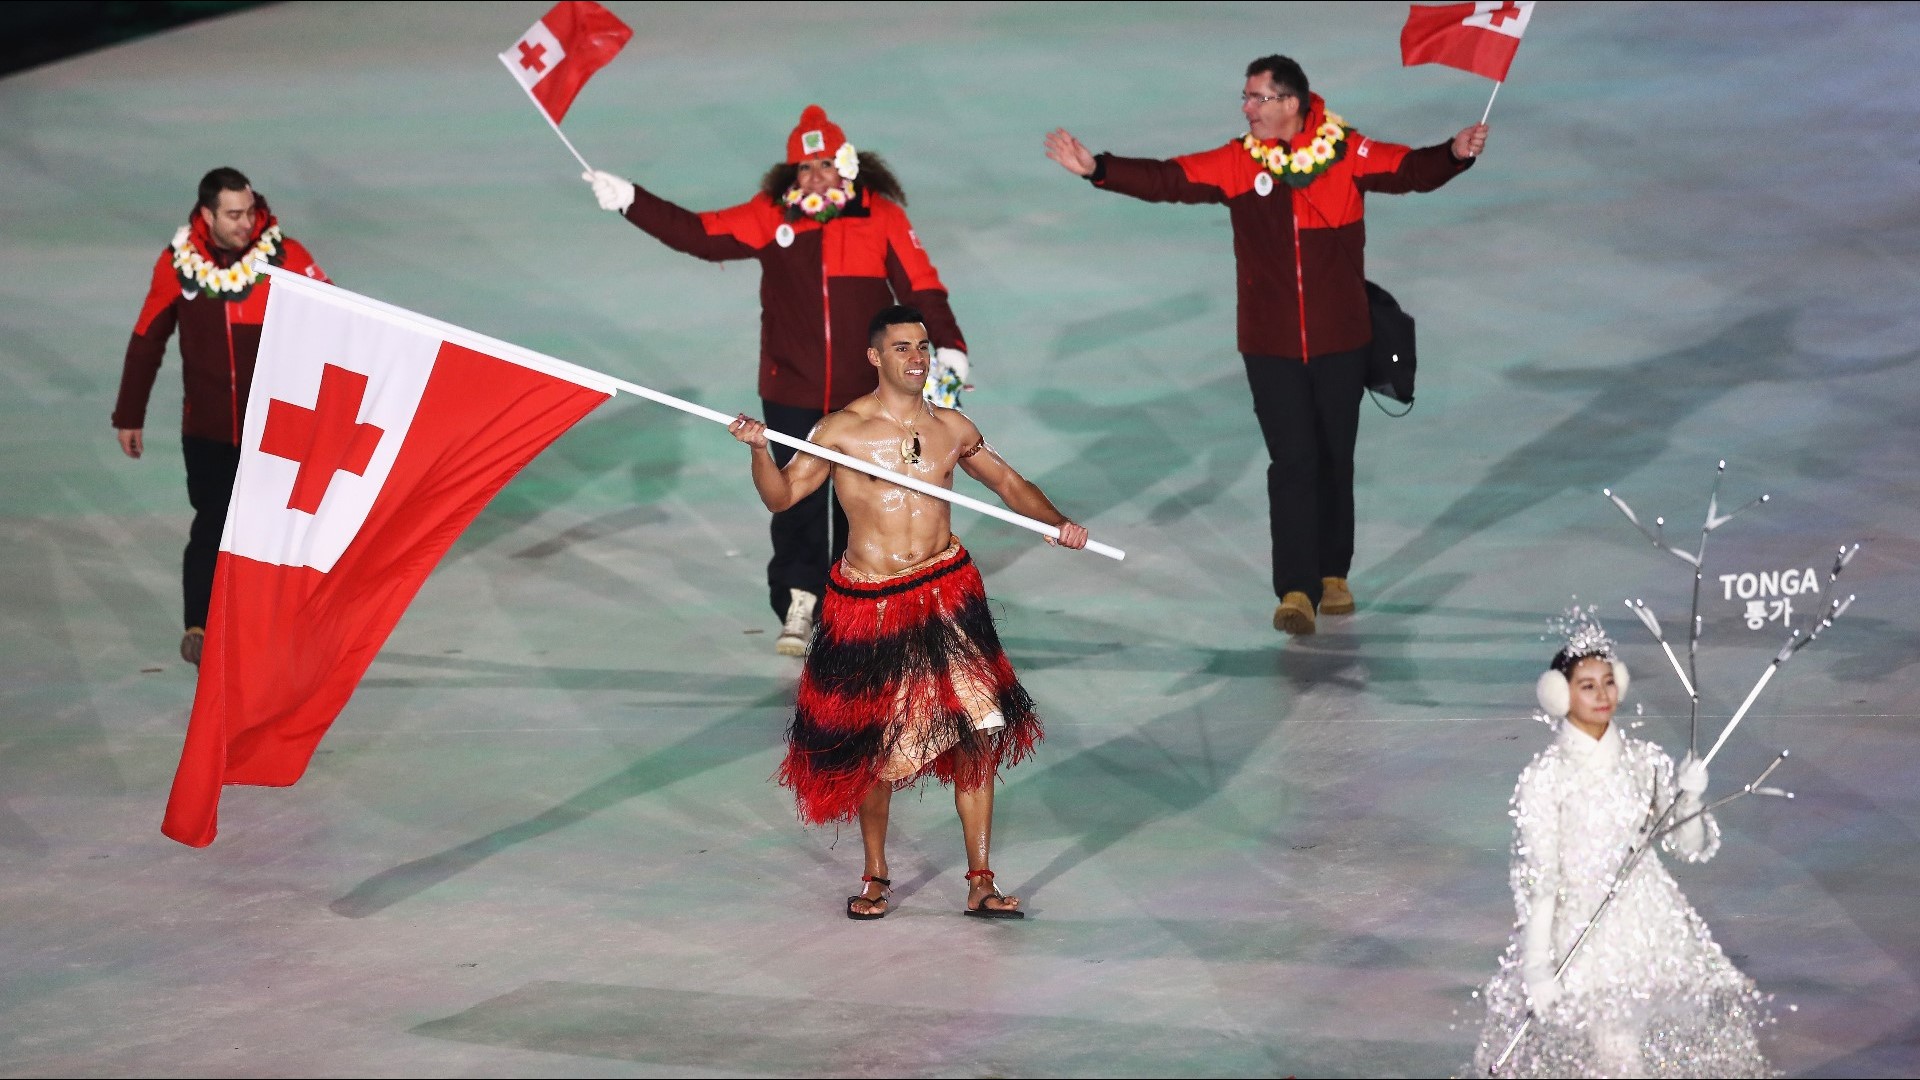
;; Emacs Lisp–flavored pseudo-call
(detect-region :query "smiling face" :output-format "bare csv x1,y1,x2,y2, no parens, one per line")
200,186,256,251
868,320,931,394
1242,72,1303,142
795,156,841,196
1564,655,1619,737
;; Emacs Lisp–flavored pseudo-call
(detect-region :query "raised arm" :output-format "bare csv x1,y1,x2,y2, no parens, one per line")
1044,128,1227,205
729,412,833,513
953,419,1088,549
584,170,760,262
1350,126,1483,195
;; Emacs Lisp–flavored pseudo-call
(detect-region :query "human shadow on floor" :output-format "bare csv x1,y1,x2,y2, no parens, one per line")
1009,679,1286,898
510,504,669,560
967,366,1253,580
0,517,136,812
1737,750,1920,993
358,651,780,698
1363,312,1920,602
1803,1015,1920,1078
329,686,787,918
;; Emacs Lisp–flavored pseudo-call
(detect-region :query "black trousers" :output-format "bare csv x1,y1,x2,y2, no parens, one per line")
762,399,849,620
1242,348,1367,609
182,435,241,630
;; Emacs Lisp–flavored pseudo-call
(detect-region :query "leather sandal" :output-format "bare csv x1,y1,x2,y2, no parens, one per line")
846,874,891,920
961,868,1025,919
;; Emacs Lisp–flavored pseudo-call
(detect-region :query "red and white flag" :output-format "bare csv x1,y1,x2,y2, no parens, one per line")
1401,1,1534,82
499,0,633,123
161,270,614,847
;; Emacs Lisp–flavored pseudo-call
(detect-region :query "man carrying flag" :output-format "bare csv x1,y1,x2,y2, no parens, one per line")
160,272,1115,849
1043,55,1487,638
161,268,614,847
584,106,972,658
728,305,1088,920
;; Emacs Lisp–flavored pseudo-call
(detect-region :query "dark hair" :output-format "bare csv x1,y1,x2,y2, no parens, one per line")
1245,54,1309,101
867,304,926,349
759,150,907,207
1550,648,1611,678
197,167,252,211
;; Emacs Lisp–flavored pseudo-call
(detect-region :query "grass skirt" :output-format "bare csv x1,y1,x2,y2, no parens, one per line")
777,540,1040,824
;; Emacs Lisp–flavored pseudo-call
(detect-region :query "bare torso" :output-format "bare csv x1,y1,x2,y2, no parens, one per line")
816,398,979,577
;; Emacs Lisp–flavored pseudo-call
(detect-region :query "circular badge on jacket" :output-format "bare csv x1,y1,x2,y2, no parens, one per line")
775,224,795,248
1253,172,1274,197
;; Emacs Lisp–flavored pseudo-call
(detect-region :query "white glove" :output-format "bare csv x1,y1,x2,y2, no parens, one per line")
1678,754,1708,797
584,170,635,214
935,347,970,385
1524,968,1562,1013
922,348,970,409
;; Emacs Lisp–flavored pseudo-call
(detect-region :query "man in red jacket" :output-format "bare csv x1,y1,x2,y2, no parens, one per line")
584,105,970,657
1045,55,1486,636
113,167,328,665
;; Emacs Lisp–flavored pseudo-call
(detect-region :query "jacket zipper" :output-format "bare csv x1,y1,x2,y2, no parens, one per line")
225,299,240,441
820,228,833,415
1291,191,1310,365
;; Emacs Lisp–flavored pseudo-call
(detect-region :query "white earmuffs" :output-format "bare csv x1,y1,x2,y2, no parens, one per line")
1535,659,1630,717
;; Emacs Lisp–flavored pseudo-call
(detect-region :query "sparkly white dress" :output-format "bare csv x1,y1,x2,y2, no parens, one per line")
1468,722,1772,1077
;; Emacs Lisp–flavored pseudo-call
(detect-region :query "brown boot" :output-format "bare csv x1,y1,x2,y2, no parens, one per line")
1272,591,1316,636
1320,577,1355,615
179,627,205,666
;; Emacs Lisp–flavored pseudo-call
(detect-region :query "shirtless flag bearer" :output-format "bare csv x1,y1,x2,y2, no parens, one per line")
730,305,1090,920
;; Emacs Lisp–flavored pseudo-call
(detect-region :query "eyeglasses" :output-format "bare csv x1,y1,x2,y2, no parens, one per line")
1241,92,1294,106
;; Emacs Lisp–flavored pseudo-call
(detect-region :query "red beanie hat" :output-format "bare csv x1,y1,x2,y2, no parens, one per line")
785,104,848,164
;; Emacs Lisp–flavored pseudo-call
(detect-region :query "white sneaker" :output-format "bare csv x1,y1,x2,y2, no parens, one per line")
776,588,818,657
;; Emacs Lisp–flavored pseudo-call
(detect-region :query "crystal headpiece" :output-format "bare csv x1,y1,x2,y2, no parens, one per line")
1545,602,1616,667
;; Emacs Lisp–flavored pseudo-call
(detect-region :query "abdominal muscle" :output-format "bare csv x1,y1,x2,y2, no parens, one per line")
833,461,958,577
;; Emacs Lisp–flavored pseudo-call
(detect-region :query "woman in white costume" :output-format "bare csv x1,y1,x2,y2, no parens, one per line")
1469,613,1772,1077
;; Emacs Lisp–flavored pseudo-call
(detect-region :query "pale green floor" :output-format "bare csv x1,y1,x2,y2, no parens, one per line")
3,2,1919,1076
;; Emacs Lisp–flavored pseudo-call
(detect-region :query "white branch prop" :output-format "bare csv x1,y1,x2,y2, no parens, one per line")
1624,599,1698,700
254,265,1125,561
1701,662,1777,769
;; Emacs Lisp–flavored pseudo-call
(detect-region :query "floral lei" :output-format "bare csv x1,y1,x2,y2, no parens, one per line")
1243,112,1350,189
171,222,284,298
782,141,862,223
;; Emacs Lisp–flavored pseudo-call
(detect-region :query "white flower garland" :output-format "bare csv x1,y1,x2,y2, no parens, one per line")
171,222,283,297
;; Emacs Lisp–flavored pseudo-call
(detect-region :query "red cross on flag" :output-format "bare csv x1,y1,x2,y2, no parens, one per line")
1400,1,1534,82
499,0,633,124
161,268,614,847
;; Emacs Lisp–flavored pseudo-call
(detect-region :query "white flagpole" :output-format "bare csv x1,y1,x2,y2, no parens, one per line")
252,265,1126,561
498,53,592,173
1479,80,1502,125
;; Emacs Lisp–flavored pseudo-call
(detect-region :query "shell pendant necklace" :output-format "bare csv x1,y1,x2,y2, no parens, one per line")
876,399,926,466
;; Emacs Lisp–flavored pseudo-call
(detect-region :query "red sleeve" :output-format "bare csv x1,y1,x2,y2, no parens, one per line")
114,250,180,430
1350,133,1473,194
879,201,965,352
279,237,328,282
1092,143,1235,204
621,183,763,261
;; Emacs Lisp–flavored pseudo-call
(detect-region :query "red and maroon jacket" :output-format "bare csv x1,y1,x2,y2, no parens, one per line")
1092,94,1472,361
622,183,965,411
113,199,327,444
